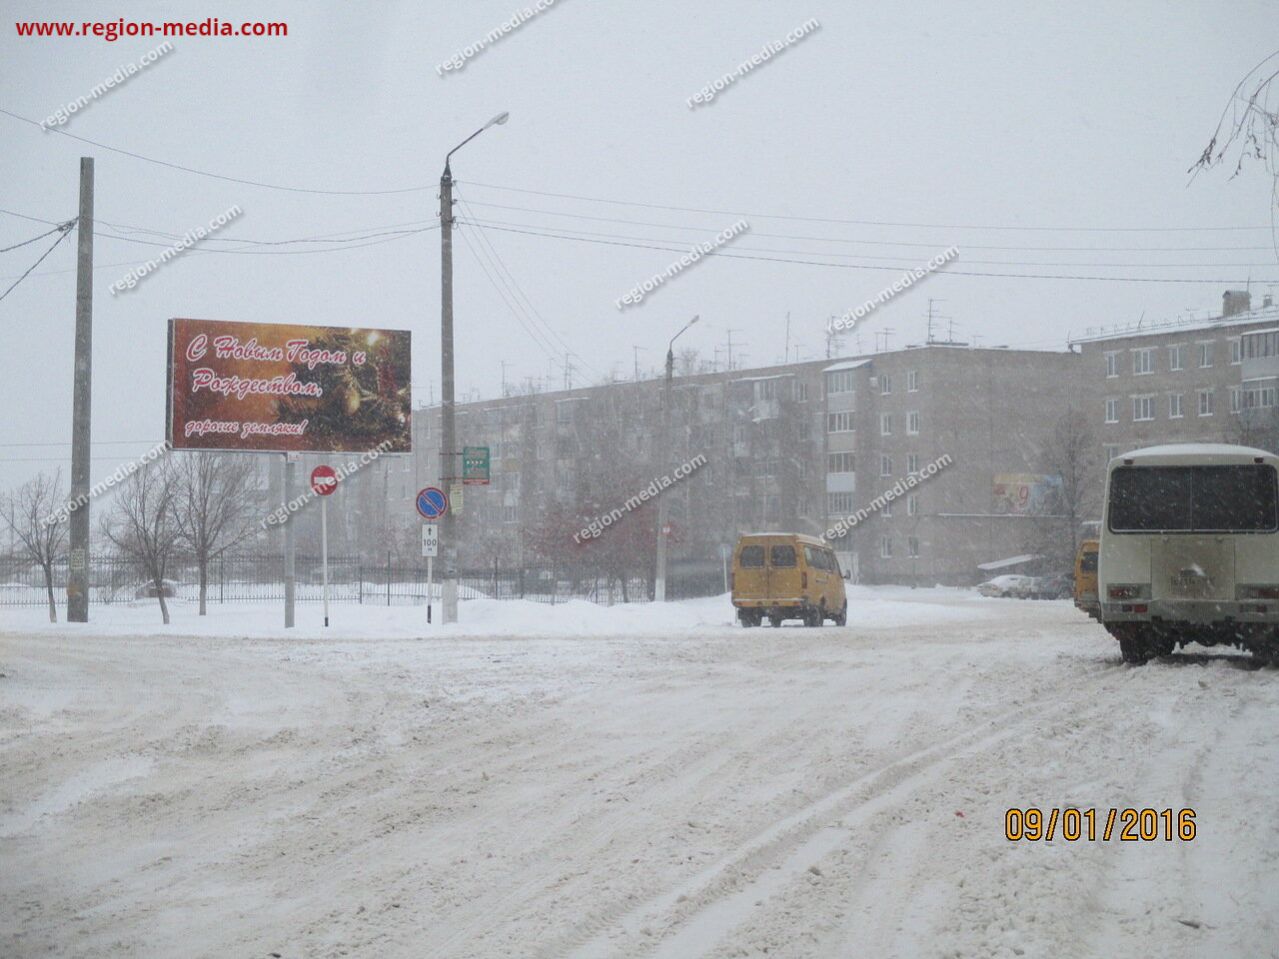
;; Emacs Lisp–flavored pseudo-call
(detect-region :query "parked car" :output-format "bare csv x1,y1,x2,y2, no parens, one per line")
977,574,1036,598
133,579,179,599
731,532,847,627
1029,572,1074,600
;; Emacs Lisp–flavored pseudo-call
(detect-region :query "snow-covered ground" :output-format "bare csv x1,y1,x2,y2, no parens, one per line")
1,588,1276,958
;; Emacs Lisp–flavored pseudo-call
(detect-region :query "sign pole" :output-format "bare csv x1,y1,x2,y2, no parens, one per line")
427,556,434,625
321,495,329,628
284,453,296,628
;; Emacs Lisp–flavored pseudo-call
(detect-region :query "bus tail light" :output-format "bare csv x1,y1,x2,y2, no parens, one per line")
1238,585,1279,600
1108,584,1148,600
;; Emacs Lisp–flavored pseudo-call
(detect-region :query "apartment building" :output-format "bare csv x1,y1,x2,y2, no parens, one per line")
368,343,1084,588
1071,290,1279,462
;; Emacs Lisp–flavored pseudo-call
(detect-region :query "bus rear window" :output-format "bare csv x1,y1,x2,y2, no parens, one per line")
1080,551,1098,572
1107,465,1279,533
770,545,797,567
739,545,764,568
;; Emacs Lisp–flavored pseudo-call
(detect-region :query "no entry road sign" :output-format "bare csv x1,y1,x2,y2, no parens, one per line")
310,465,338,496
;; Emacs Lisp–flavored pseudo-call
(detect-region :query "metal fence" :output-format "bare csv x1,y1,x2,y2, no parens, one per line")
0,553,662,608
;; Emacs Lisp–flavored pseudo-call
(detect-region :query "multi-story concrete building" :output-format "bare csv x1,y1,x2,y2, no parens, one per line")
1071,290,1279,462
365,343,1085,588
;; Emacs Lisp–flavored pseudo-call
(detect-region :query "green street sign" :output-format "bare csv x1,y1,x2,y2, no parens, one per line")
462,445,490,485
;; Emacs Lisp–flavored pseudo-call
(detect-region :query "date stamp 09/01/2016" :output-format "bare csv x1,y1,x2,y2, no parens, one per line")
1005,807,1197,843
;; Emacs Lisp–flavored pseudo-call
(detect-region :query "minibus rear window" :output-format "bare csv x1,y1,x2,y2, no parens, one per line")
1080,551,1098,572
739,545,764,568
770,545,797,567
1108,465,1279,533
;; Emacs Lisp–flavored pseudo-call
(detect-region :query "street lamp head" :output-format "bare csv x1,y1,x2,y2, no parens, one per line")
488,111,511,128
689,314,700,326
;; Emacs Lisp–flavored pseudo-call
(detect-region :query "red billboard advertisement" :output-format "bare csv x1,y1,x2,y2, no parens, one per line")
166,318,412,453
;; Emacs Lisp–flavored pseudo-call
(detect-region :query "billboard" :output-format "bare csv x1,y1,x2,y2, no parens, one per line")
167,318,411,453
992,473,1062,515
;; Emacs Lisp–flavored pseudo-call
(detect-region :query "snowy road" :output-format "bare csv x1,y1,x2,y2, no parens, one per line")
2,593,1277,958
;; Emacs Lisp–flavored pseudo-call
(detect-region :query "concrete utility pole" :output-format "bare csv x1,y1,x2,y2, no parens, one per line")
440,112,509,623
67,157,93,623
655,314,699,602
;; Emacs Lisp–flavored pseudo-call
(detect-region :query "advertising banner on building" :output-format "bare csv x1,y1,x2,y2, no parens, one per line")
992,473,1062,515
166,318,411,453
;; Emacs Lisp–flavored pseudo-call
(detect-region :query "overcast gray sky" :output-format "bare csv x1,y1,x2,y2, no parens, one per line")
2,0,1277,487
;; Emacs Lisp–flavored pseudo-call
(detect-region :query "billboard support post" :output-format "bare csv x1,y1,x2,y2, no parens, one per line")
67,157,94,623
284,453,296,628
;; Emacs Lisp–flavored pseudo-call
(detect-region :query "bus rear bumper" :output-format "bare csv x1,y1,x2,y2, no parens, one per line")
1102,600,1279,626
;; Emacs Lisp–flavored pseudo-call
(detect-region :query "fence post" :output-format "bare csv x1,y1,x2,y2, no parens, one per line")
386,550,391,607
358,562,363,605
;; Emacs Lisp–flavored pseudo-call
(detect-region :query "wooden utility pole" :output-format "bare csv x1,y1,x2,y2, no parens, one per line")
67,157,93,622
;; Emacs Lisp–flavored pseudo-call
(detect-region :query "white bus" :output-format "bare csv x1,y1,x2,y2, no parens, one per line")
1099,443,1279,665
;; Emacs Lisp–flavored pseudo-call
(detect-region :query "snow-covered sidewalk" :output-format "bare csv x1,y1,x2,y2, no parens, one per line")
1,590,1276,958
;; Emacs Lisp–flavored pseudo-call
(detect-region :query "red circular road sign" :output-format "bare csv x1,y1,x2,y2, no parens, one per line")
310,465,339,496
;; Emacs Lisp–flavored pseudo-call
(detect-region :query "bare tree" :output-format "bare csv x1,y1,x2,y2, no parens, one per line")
1029,409,1103,575
1,471,68,622
171,453,261,615
1191,50,1279,258
100,460,182,624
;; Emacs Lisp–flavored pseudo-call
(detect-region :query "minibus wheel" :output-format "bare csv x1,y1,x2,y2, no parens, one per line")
833,602,847,627
1118,629,1150,665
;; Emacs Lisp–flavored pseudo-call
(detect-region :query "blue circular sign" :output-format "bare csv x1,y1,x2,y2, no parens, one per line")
416,486,448,519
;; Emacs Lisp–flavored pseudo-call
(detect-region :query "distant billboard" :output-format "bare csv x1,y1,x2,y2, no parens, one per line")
166,318,411,453
993,473,1062,515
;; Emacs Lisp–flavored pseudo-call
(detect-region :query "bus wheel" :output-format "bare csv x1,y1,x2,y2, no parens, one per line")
1118,629,1150,665
738,609,760,628
805,606,822,628
769,613,783,628
833,602,847,627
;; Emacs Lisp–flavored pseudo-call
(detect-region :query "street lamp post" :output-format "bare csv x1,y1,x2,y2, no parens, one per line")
440,111,509,624
654,314,699,602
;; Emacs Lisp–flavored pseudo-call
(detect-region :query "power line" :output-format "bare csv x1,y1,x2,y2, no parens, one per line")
459,220,1279,285
0,218,76,303
459,215,1279,269
456,192,606,380
458,199,1279,252
0,221,75,254
458,179,1275,233
0,107,433,196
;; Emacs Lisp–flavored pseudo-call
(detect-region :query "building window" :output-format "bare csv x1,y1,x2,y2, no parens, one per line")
799,417,811,439
556,403,574,425
1231,385,1242,414
907,493,918,516
1244,331,1279,360
795,382,808,402
907,411,920,434
1133,348,1154,375
1104,444,1120,462
1243,379,1277,410
880,455,893,477
1231,337,1243,365
828,452,856,473
882,499,893,517
827,411,855,433
880,374,892,395
907,536,920,558
1169,393,1183,419
1105,398,1119,423
879,535,892,559
826,370,856,394
907,453,920,474
828,492,855,514
502,504,518,523
907,369,919,391
757,379,777,400
880,413,892,436
1132,395,1155,421
1197,388,1214,417
1198,341,1215,368
1168,344,1184,371
1105,352,1119,378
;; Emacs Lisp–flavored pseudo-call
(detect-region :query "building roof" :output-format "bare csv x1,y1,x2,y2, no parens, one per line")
822,359,872,373
976,553,1041,571
1070,305,1279,346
